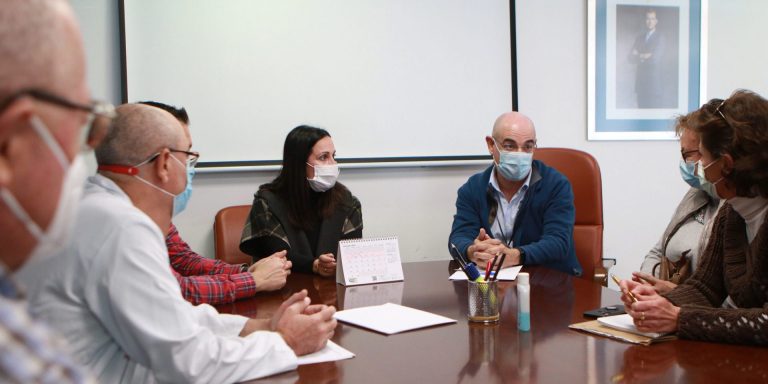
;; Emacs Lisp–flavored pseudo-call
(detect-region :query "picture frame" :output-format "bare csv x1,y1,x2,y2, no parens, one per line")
588,0,705,140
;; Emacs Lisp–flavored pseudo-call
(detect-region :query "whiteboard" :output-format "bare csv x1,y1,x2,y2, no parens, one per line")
122,0,515,166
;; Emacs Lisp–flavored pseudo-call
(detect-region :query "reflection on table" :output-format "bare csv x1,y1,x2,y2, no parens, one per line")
216,261,768,383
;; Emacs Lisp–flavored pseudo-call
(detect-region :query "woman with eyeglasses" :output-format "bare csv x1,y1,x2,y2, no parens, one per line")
239,125,363,277
619,89,768,345
632,100,724,294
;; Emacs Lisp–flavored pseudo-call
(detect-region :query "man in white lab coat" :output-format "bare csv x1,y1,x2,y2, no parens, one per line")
16,103,337,383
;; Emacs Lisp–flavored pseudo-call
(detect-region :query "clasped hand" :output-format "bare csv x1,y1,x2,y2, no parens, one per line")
619,279,680,334
248,250,292,292
272,290,337,356
467,229,516,266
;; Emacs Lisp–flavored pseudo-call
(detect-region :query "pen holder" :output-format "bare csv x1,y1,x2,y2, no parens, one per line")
467,280,500,323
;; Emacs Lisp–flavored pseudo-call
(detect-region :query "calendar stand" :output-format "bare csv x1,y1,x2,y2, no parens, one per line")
336,237,404,286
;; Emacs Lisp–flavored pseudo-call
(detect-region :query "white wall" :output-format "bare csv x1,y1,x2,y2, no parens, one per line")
71,1,763,290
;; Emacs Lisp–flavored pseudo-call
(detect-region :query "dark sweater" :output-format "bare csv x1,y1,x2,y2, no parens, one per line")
664,204,768,345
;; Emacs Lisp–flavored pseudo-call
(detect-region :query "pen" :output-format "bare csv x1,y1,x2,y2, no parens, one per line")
611,274,638,303
449,244,468,273
485,259,493,281
486,255,498,281
449,243,469,268
491,253,506,281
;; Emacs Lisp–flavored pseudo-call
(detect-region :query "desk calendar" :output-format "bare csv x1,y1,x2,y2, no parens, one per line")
336,236,404,286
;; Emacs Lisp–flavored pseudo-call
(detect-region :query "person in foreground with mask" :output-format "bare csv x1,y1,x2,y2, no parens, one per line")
16,104,337,383
240,125,363,277
619,89,768,345
633,100,723,294
139,101,291,305
0,0,114,381
449,112,581,275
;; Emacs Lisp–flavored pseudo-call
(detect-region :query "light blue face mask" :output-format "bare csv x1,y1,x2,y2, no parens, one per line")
173,161,195,216
679,159,700,189
494,141,533,181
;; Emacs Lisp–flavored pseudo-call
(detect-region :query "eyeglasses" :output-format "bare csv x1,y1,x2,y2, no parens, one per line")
681,149,700,162
0,88,116,150
497,141,537,153
715,100,732,128
169,148,200,168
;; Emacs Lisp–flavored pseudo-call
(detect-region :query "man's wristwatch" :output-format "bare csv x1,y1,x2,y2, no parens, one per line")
514,248,526,265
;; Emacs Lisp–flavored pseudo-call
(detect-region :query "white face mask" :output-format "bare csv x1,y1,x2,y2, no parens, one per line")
0,115,87,265
696,158,723,200
306,162,339,192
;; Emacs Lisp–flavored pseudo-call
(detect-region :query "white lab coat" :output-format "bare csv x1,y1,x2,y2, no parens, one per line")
16,175,297,383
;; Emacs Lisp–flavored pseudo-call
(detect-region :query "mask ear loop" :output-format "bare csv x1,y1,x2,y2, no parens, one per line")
30,115,69,169
0,188,44,240
98,151,182,197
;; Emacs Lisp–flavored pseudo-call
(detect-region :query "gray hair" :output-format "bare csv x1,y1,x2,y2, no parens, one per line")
0,0,79,98
96,104,183,166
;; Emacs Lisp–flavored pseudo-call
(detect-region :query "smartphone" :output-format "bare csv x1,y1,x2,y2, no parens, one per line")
583,305,625,318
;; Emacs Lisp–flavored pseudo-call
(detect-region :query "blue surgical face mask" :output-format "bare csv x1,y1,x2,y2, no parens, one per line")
173,161,195,216
494,141,533,181
679,159,700,189
127,153,193,217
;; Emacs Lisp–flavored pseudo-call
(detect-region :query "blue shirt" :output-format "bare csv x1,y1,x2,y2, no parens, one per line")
488,167,530,247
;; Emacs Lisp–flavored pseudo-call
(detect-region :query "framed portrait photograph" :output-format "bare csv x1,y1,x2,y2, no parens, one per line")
588,0,704,140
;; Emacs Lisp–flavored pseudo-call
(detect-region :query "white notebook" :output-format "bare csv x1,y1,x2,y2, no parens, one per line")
334,303,456,335
597,314,665,339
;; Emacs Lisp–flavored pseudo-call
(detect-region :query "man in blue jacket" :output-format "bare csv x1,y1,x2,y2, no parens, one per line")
449,112,582,276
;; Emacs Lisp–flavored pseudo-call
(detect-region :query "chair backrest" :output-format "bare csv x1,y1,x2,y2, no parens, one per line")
533,148,604,280
213,205,253,265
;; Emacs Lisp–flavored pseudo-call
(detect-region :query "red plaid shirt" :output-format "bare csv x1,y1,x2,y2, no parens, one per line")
166,224,257,305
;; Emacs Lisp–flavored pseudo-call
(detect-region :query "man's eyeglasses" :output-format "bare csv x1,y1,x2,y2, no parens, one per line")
169,148,200,168
0,89,116,150
142,148,200,168
498,142,537,153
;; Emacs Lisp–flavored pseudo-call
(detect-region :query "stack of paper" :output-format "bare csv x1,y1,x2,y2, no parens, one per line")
597,314,664,338
569,314,676,345
297,341,355,365
334,302,456,334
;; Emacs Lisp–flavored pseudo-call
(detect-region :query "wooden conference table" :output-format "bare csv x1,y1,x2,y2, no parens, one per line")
217,261,768,383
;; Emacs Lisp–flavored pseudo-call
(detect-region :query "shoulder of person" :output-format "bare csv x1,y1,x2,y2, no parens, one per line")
336,183,361,209
679,187,711,208
462,165,494,191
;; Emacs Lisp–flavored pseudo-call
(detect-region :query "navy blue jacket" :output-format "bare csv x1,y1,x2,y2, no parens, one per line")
449,161,582,276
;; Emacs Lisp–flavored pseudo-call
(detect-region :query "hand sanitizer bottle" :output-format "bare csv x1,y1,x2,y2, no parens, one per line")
517,272,530,331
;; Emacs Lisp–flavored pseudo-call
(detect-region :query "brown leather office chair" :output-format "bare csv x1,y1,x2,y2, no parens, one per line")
533,148,609,285
213,205,253,265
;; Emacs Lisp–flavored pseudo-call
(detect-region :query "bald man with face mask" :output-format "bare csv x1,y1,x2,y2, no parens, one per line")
449,112,582,276
0,0,116,382
17,104,337,383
